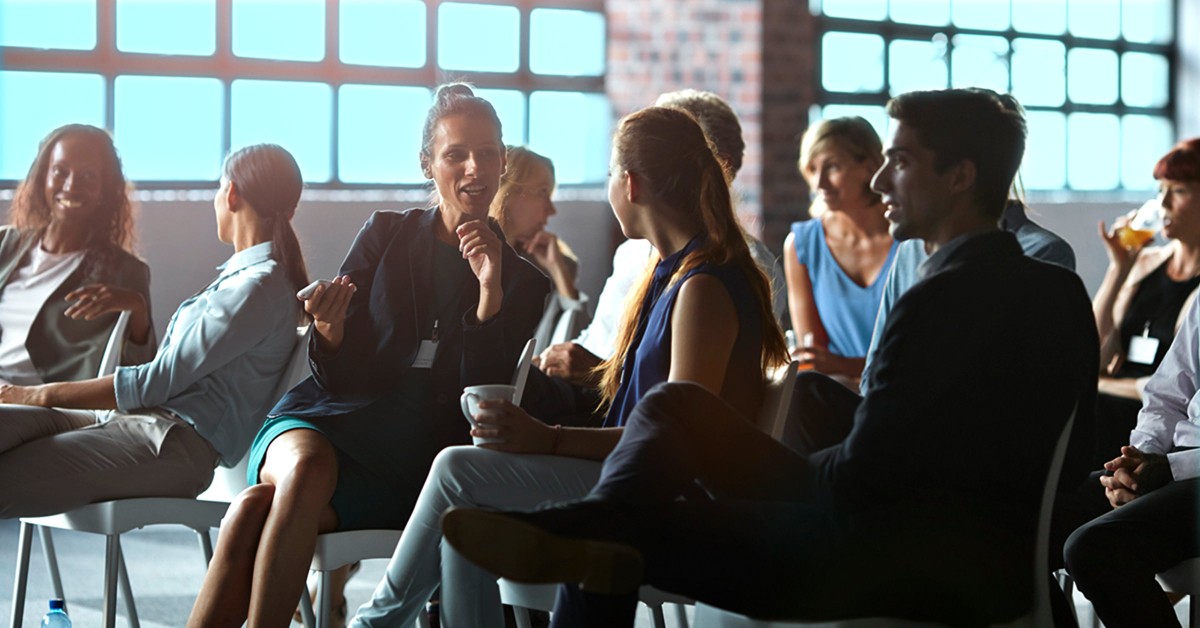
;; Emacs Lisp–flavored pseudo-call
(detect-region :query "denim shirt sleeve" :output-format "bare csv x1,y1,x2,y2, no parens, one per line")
113,268,286,412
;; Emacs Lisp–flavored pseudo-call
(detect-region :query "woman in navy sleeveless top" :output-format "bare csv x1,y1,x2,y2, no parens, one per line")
349,106,789,627
784,117,896,387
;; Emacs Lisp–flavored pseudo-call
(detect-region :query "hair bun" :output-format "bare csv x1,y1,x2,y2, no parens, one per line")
436,83,475,103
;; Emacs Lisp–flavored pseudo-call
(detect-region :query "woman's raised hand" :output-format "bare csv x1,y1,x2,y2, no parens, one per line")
1098,212,1143,270
303,276,356,350
470,399,555,454
457,220,503,321
65,283,152,344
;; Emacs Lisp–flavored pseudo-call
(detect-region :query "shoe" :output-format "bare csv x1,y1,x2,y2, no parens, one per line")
442,507,643,595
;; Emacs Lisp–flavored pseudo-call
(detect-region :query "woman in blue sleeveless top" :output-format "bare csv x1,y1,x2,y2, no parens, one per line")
784,117,896,386
349,106,789,628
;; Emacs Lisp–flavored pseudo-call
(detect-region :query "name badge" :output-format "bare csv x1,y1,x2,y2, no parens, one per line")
411,340,437,369
1127,334,1160,365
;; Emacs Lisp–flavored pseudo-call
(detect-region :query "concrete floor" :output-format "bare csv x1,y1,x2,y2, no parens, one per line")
0,517,1189,627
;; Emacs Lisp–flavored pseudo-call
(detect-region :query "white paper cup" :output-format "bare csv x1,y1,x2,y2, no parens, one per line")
460,384,515,445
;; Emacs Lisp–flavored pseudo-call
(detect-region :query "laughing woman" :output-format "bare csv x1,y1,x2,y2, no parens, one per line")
187,84,549,628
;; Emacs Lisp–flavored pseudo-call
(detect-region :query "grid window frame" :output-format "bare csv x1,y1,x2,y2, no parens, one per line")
811,0,1177,193
0,0,607,189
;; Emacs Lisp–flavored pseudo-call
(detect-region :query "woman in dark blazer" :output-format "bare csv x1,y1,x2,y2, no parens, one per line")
188,84,550,628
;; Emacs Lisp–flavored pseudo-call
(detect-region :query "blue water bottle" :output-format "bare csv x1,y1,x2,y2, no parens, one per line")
41,599,71,628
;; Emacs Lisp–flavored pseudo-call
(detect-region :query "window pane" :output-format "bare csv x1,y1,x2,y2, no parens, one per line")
1067,48,1118,105
888,38,948,96
437,3,519,73
528,91,611,185
820,0,886,20
1121,115,1173,190
1011,39,1065,106
821,32,885,93
530,9,605,77
1013,0,1065,34
338,85,429,184
950,35,1008,92
232,80,332,182
1068,0,1119,40
474,88,526,146
1122,52,1169,108
0,72,105,180
889,0,950,26
952,0,1008,31
816,105,890,141
1123,0,1173,44
1022,111,1066,190
117,0,215,56
0,0,96,50
339,0,425,68
232,0,325,62
115,76,223,181
1067,113,1120,190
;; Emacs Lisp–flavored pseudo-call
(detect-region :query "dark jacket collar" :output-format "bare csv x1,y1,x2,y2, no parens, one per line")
917,229,1022,282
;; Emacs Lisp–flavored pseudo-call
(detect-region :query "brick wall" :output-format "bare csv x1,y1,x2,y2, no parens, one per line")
606,0,815,253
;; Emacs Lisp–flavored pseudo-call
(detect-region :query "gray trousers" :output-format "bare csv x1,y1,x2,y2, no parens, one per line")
0,404,219,518
350,446,601,628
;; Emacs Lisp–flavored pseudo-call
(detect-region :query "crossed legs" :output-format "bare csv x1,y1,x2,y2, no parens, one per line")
188,428,340,628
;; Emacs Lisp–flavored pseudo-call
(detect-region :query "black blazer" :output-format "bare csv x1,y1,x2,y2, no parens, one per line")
815,230,1098,528
271,208,550,429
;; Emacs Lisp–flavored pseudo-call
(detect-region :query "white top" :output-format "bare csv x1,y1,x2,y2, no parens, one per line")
1136,295,1200,481
0,244,85,385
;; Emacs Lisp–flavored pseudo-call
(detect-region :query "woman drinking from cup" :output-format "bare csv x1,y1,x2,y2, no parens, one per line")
187,84,549,628
1092,137,1200,466
0,143,307,517
0,124,156,385
350,106,788,628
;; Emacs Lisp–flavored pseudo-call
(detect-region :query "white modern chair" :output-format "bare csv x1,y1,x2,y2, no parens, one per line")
692,407,1078,628
9,326,311,628
296,338,538,628
502,361,801,628
1157,558,1199,627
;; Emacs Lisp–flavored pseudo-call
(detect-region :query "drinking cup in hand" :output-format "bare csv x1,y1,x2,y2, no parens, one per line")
460,384,516,446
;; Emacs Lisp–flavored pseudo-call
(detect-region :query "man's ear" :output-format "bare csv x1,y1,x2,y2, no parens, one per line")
949,159,977,196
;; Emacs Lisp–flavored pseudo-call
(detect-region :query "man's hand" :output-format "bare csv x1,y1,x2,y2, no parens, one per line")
1100,445,1173,508
536,342,602,385
0,384,51,407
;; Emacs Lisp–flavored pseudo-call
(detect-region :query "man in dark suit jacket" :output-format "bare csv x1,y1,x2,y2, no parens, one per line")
441,89,1100,627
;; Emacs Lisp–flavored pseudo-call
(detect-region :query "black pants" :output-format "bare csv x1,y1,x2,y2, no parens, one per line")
780,371,862,455
1064,477,1199,628
550,382,1032,628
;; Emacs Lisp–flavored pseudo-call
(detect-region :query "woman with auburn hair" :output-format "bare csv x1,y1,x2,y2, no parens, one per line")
784,116,895,386
1091,137,1200,466
1,123,155,384
0,143,307,519
349,105,787,628
490,145,590,351
188,84,550,628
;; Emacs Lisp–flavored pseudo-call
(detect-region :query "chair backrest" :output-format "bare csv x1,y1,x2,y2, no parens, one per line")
1021,405,1077,628
512,337,537,407
96,310,132,377
756,361,799,441
550,307,586,347
198,326,310,502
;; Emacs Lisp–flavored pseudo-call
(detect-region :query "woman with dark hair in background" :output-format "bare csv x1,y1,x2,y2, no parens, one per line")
0,143,307,521
0,123,155,384
187,84,549,628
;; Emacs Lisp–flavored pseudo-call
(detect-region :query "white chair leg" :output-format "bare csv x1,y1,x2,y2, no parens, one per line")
512,606,534,628
317,570,332,628
195,529,214,565
299,584,317,628
36,526,66,607
103,535,121,628
117,548,140,628
10,521,34,628
673,602,689,627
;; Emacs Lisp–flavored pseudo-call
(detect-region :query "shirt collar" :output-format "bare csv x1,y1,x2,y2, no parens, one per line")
917,229,991,281
653,236,703,283
216,241,274,279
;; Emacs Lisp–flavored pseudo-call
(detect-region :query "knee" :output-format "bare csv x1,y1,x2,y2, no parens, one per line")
427,446,488,502
632,382,710,425
226,483,276,525
1063,519,1112,584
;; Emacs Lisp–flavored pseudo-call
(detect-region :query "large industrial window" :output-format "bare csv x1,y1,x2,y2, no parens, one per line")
810,0,1175,193
0,0,610,187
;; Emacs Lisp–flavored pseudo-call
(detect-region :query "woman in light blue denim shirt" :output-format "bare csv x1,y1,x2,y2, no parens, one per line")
0,143,308,519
